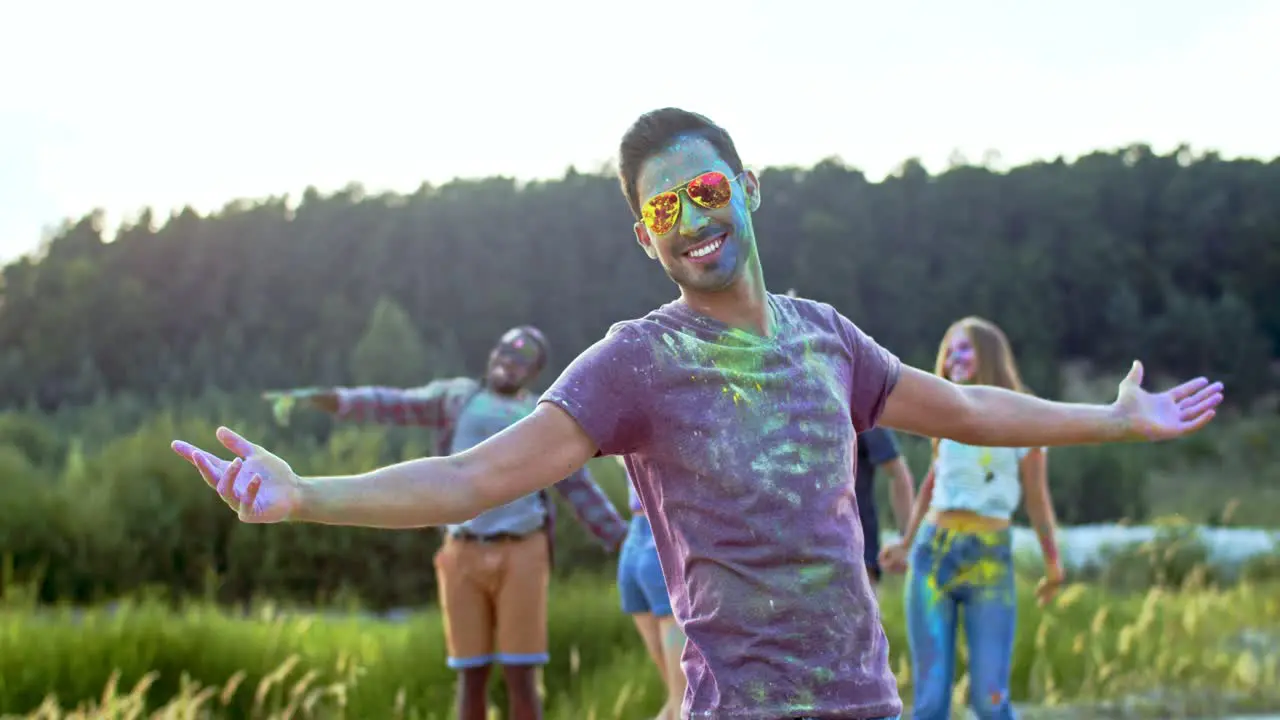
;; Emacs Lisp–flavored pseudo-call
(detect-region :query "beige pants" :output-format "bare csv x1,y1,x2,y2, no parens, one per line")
433,529,551,669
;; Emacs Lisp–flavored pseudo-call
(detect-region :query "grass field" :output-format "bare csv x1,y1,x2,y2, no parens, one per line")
3,567,1279,720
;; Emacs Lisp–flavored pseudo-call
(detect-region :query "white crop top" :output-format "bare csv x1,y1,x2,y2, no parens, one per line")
929,439,1039,520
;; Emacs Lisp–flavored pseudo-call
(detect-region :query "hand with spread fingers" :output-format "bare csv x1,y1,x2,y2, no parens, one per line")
171,426,302,523
1113,361,1224,441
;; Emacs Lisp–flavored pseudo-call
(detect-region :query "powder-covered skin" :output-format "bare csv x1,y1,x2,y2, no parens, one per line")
540,292,903,719
332,380,628,554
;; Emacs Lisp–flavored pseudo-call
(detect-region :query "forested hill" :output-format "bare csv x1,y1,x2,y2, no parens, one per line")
1,145,1277,412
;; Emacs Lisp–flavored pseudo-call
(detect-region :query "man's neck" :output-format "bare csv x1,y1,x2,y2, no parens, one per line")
484,383,525,399
679,258,774,338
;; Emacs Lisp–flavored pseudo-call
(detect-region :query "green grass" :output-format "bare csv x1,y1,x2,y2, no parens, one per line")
1,574,659,720
3,570,1280,719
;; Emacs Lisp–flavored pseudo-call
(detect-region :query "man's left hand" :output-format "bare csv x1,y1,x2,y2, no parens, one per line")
1112,361,1224,441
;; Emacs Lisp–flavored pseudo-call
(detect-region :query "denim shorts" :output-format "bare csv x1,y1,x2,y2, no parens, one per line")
616,514,672,616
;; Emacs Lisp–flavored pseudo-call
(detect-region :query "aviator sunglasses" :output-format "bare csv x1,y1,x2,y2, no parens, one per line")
639,170,743,236
496,330,544,367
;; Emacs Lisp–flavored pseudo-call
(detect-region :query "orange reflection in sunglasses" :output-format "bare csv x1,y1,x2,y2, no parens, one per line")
640,171,739,235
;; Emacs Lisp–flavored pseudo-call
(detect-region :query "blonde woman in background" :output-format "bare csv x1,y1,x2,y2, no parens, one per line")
880,317,1064,720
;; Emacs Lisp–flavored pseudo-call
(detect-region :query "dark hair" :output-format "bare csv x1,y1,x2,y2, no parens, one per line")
618,108,745,219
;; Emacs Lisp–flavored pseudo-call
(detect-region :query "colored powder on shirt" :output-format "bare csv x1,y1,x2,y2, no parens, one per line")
540,292,903,719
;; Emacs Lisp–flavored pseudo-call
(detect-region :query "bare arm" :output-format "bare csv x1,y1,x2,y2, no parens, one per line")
1019,448,1060,569
881,457,916,535
294,403,598,528
878,366,1130,447
897,465,935,548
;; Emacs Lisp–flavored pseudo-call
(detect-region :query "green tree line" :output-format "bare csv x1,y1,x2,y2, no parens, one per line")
0,145,1275,412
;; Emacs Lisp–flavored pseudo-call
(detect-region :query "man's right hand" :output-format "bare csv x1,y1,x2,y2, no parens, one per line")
262,388,340,424
172,427,302,523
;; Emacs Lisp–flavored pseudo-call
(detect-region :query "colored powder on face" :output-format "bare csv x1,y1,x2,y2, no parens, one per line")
633,136,755,292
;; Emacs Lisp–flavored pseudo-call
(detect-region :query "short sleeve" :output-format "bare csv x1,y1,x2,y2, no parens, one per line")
860,426,901,466
538,322,654,457
835,313,902,433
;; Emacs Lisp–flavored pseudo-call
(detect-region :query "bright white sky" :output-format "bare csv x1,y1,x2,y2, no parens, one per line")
1,0,1277,262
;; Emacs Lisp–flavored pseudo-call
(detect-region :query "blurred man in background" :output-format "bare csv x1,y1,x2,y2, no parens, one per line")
264,325,627,720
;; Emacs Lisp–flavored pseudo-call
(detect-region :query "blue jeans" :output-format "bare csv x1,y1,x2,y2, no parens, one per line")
798,707,901,712
617,514,673,616
796,716,900,719
904,521,1017,720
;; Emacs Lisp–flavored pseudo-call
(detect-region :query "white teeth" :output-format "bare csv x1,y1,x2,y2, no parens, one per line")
689,238,723,258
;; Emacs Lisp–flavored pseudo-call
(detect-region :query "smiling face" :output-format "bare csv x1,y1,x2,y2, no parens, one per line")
943,327,978,384
631,135,760,295
937,318,1027,392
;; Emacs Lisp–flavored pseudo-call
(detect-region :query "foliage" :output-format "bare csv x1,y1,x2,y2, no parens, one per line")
349,297,433,388
1081,522,1223,590
0,150,1275,415
3,573,1279,719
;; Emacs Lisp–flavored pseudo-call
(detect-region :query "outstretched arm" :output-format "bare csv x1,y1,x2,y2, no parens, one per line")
327,384,453,428
189,325,653,530
299,402,596,527
878,361,1223,447
175,402,599,529
264,382,455,428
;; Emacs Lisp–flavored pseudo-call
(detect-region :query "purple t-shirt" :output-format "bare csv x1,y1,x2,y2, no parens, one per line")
540,293,903,719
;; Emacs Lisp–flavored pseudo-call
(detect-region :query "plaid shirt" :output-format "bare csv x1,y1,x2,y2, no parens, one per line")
332,378,627,561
